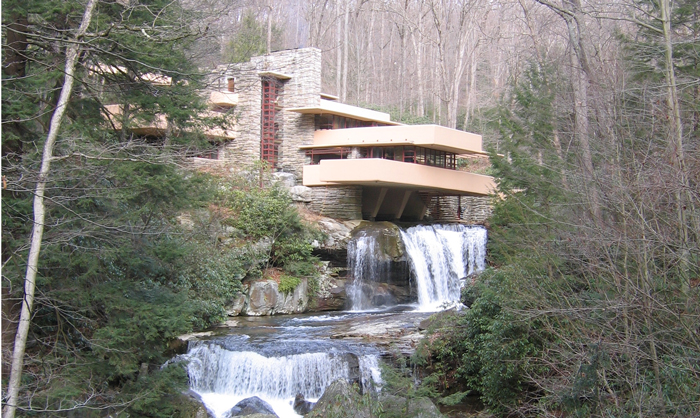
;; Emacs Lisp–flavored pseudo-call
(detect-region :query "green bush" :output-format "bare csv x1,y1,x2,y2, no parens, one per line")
416,267,545,412
278,275,301,294
218,178,321,278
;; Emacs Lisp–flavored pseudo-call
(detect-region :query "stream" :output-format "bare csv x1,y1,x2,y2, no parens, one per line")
180,224,487,418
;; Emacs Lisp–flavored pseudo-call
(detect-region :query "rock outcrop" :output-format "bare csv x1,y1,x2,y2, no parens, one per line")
306,379,373,418
344,222,413,308
377,394,444,418
236,278,309,316
171,390,216,418
309,261,347,311
289,185,313,202
306,379,444,418
224,396,279,417
221,219,421,316
293,393,315,415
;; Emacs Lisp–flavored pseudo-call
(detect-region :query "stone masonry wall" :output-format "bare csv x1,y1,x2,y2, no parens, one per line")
443,196,493,224
212,48,321,180
308,186,363,220
460,196,493,224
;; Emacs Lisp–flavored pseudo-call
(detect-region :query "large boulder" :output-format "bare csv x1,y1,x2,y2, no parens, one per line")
272,172,296,189
241,279,309,316
171,390,216,418
377,394,444,418
224,396,278,417
308,262,347,311
226,292,247,316
289,185,313,202
244,280,278,316
293,393,316,415
273,277,309,315
318,219,360,250
306,379,377,418
347,222,410,287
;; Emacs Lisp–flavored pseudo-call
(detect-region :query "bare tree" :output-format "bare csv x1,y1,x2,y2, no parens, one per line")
3,4,98,417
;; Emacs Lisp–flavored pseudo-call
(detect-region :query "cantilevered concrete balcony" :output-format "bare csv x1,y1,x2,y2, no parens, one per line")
287,99,401,125
209,91,238,107
301,125,486,155
104,104,167,136
104,105,236,139
303,159,495,196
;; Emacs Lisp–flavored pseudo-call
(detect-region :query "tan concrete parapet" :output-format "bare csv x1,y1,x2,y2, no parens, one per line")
104,105,236,139
303,159,495,196
302,125,486,155
104,104,167,135
209,91,239,107
287,99,399,125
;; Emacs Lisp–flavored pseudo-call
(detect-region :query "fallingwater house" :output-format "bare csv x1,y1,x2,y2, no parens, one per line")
105,48,495,222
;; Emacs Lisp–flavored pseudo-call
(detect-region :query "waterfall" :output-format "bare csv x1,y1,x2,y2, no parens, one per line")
186,341,380,418
400,224,487,311
347,230,391,311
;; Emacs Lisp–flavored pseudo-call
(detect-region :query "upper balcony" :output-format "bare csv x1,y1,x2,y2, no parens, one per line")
209,91,238,108
104,105,236,140
302,125,486,155
104,104,167,136
287,99,400,126
303,159,495,196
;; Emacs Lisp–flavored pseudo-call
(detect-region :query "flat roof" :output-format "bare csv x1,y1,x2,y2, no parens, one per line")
320,93,339,101
287,99,401,125
258,71,292,80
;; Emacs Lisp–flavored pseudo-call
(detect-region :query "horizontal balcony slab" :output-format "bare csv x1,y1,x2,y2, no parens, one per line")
303,159,495,196
301,125,486,155
209,91,239,107
287,99,400,125
104,105,236,139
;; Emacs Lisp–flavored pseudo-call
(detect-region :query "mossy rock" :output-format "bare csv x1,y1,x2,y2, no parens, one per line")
350,221,405,261
170,390,215,418
378,394,444,418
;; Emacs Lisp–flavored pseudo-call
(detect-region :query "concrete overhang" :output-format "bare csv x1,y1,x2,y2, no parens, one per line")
286,99,401,125
88,64,172,86
209,91,238,107
303,159,495,196
258,71,292,80
104,105,236,140
300,125,487,155
320,92,339,101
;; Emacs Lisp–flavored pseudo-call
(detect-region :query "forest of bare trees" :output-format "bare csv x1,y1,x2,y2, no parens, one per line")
197,0,696,134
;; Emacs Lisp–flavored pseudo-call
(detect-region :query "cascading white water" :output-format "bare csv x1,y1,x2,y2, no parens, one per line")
347,231,390,311
186,341,381,418
400,224,487,311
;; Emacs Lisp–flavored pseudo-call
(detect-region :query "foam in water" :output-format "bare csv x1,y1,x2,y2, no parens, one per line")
400,224,487,311
186,341,381,418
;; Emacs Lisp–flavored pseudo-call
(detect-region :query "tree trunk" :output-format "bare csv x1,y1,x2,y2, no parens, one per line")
560,0,602,222
379,15,385,105
463,47,478,129
3,13,29,78
661,0,694,283
342,2,350,102
3,2,97,417
266,2,272,54
336,1,342,98
366,12,375,104
412,9,425,117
